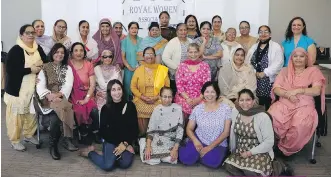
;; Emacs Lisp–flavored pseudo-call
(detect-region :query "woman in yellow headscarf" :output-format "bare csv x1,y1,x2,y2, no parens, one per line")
131,47,170,136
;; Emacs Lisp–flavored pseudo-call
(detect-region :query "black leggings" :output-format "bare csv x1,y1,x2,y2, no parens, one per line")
258,96,272,111
78,108,99,134
49,112,62,140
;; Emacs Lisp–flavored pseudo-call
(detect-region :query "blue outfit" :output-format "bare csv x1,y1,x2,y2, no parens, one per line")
282,35,315,66
121,36,142,100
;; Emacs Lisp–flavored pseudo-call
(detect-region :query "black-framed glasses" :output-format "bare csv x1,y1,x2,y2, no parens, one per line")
102,55,113,59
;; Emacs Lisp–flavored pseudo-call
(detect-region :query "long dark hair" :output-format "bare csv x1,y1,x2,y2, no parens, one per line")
48,43,69,65
184,15,201,36
285,17,307,41
106,79,126,106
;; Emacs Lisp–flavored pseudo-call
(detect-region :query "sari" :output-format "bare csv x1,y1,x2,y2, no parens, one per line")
218,57,257,100
92,18,123,66
268,48,325,156
69,61,97,125
136,35,168,62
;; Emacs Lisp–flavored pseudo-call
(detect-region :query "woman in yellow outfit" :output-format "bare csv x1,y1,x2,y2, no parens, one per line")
4,24,47,151
131,47,170,136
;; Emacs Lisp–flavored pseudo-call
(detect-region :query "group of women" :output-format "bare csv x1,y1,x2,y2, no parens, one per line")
3,11,326,176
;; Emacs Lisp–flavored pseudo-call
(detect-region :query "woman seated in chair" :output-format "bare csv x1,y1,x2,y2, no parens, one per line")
69,42,101,145
79,79,138,171
218,48,256,102
224,89,274,176
37,43,78,160
179,81,231,168
268,47,326,156
94,49,122,110
140,87,184,165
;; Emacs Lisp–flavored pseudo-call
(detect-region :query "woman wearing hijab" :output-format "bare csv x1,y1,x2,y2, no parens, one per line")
92,18,123,69
32,19,54,55
137,22,168,64
268,47,325,156
72,20,99,61
218,48,256,102
52,19,71,50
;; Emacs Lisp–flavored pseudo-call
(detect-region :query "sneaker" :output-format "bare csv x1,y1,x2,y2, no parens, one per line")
11,142,26,151
24,137,39,145
62,137,78,151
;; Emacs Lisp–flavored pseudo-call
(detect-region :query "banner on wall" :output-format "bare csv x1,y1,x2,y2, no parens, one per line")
122,0,189,35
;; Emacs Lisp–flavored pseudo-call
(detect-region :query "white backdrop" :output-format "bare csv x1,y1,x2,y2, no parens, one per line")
41,0,269,38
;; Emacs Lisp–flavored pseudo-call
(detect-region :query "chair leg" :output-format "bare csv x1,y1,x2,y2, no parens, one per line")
310,130,317,164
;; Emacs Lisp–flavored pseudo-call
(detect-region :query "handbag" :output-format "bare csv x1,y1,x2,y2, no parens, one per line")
317,47,330,60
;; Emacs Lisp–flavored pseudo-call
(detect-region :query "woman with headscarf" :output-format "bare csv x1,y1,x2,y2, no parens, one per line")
52,19,71,50
92,18,123,68
72,20,99,61
113,22,127,40
4,24,47,151
220,28,242,67
268,47,325,156
218,48,256,102
137,22,168,64
32,19,54,55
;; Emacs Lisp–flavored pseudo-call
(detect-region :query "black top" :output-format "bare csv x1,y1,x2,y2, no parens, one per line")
99,101,139,146
5,45,47,96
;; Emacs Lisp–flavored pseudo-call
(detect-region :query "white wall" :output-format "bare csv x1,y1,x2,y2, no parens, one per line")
269,0,331,47
1,0,42,52
1,0,331,52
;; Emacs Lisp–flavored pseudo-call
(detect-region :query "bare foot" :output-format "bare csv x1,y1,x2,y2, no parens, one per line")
78,148,90,157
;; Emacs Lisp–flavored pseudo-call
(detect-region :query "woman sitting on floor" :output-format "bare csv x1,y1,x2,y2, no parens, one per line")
140,87,184,165
79,79,138,171
224,89,274,176
268,47,325,156
179,81,231,168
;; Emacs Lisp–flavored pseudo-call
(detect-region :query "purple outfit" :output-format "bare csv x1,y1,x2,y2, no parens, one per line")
179,103,231,168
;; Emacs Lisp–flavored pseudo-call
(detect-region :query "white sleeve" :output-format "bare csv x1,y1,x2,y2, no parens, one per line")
36,70,51,99
264,43,284,77
59,66,74,99
94,66,107,91
162,40,178,70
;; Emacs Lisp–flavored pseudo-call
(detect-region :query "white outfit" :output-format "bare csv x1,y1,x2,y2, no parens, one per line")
219,42,242,67
72,30,99,60
245,40,284,83
94,65,123,92
139,138,178,165
36,66,74,114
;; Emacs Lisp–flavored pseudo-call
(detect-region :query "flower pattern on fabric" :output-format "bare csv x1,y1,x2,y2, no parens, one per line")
174,62,211,114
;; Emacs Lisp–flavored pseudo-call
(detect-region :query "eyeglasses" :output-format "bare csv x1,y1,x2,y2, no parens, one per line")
102,55,113,59
258,31,270,35
144,53,155,57
56,26,67,30
161,96,173,99
239,27,250,30
24,31,36,36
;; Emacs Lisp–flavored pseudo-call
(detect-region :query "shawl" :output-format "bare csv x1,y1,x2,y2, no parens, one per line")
218,55,257,99
52,27,69,44
72,26,99,60
35,35,54,55
137,35,168,61
92,18,122,66
271,47,326,114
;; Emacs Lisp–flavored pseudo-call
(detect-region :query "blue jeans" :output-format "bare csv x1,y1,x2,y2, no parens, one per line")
88,142,134,171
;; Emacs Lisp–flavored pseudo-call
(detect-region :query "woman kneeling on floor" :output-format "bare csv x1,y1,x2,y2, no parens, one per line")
140,87,184,165
79,79,139,171
179,81,231,168
224,89,274,176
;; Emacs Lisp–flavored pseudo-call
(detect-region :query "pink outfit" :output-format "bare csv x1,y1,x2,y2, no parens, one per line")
268,48,325,156
175,61,211,115
69,60,97,125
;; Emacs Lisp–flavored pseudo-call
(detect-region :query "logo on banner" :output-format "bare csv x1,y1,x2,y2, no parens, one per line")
122,0,187,35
